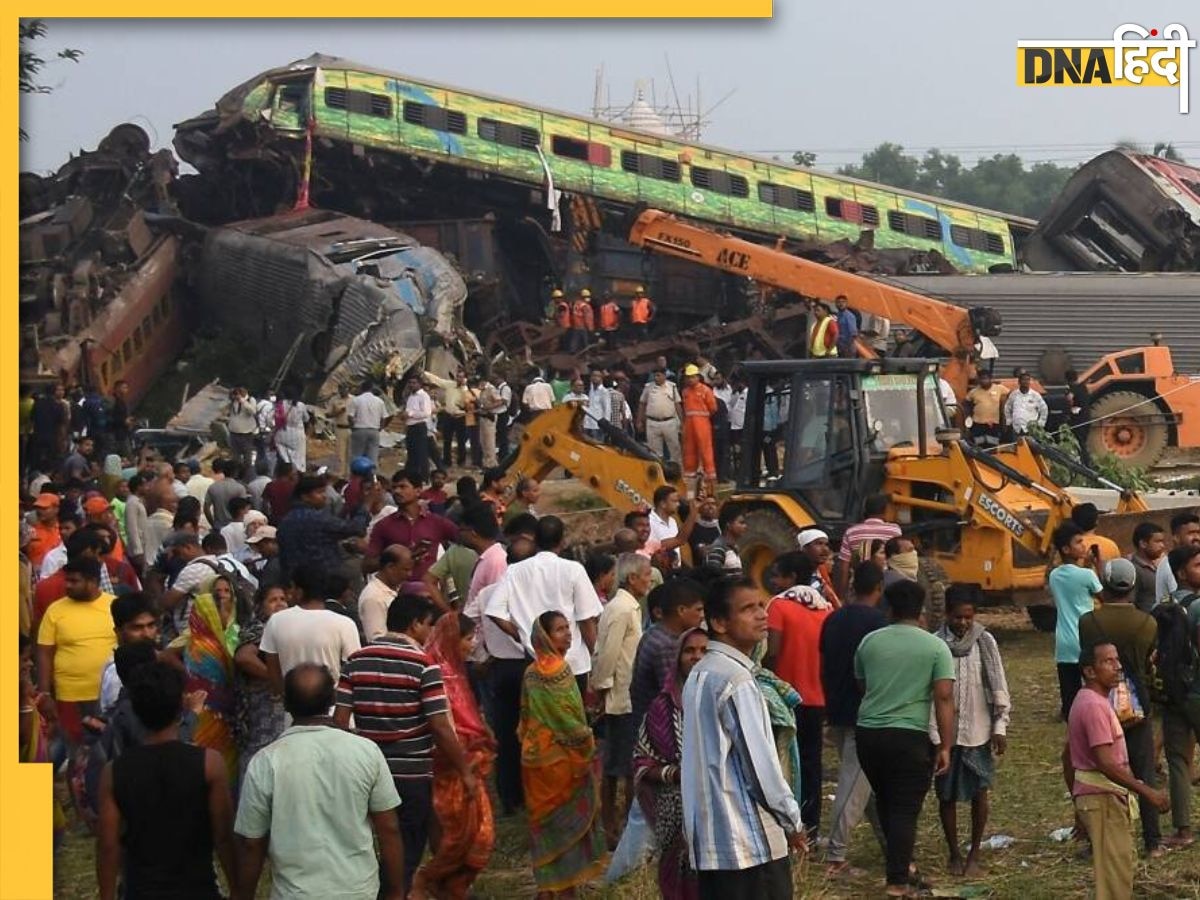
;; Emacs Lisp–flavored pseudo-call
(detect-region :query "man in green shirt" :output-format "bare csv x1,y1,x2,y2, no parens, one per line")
854,579,955,897
422,530,479,614
234,663,404,900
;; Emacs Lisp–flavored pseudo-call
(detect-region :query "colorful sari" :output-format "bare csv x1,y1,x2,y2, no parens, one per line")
172,593,239,787
417,615,497,899
632,628,700,900
519,618,607,893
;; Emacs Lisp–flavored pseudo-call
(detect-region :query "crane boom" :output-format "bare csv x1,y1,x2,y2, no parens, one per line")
626,209,999,398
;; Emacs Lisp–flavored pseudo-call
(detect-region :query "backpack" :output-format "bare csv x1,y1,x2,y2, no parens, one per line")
1150,592,1200,706
198,558,257,625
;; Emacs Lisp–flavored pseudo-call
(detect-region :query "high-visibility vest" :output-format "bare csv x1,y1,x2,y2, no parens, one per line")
631,296,653,324
600,302,620,331
555,301,571,328
809,317,838,357
571,300,594,330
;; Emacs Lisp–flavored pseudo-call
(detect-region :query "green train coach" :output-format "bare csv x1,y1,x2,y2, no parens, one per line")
191,55,1034,273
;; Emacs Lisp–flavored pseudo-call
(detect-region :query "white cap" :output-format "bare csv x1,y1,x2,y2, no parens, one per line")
797,528,829,548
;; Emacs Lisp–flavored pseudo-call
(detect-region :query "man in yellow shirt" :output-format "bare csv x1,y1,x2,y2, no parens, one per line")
964,370,1010,449
36,556,116,747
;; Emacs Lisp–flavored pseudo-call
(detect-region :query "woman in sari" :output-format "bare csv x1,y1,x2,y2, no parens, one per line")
633,627,708,900
167,575,240,788
412,613,497,900
233,584,289,784
519,610,607,898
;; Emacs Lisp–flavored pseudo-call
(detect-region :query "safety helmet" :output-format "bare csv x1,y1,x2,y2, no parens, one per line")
635,285,645,293
683,364,701,377
350,456,376,476
551,289,564,298
581,289,592,298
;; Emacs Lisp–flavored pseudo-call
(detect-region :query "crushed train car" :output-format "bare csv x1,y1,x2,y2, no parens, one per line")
197,208,469,398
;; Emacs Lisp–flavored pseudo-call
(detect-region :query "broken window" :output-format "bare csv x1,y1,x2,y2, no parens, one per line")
825,197,880,226
887,210,943,241
402,101,467,135
478,118,540,151
551,135,612,167
949,224,1006,255
621,151,681,183
324,87,392,119
690,166,749,198
759,182,816,212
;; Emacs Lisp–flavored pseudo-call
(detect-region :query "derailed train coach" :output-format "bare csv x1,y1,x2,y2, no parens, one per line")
199,208,469,399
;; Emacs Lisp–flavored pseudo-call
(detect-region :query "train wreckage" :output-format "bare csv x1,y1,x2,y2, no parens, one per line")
18,54,1200,426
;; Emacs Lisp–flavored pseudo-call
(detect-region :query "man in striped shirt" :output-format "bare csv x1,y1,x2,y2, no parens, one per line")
833,494,901,598
335,594,474,895
682,577,806,898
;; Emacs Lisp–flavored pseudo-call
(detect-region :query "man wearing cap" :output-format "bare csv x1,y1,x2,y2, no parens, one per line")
568,289,595,353
798,528,841,608
28,491,64,569
1077,558,1162,855
808,302,839,358
681,365,718,491
630,286,655,339
599,293,621,343
637,368,684,465
245,526,283,591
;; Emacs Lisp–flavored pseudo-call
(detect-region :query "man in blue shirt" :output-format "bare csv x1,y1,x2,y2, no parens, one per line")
835,296,860,358
1047,522,1103,721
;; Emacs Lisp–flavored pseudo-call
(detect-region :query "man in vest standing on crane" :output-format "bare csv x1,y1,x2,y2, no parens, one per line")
551,289,571,350
599,293,621,346
681,364,718,495
809,301,839,358
569,289,595,353
630,286,655,340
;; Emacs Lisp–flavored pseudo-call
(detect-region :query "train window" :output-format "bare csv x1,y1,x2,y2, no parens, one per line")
949,224,1006,255
690,166,749,198
324,87,392,119
758,182,816,212
111,353,122,375
142,315,152,336
825,197,880,226
888,210,942,241
134,329,144,353
402,101,467,135
123,338,133,362
550,135,612,167
478,118,540,151
620,150,681,183
152,305,162,327
159,295,169,317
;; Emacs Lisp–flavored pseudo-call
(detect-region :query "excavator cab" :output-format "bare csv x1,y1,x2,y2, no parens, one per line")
733,357,951,582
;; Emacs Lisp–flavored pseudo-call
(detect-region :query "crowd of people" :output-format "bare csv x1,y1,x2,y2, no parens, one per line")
14,353,1200,900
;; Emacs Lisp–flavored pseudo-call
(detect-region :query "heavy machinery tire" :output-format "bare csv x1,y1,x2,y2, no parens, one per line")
738,506,800,590
1085,390,1169,469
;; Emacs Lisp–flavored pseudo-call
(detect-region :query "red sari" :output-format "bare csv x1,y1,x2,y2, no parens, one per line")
417,614,497,899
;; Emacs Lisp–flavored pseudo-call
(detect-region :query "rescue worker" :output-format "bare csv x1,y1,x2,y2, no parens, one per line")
681,363,718,494
569,289,595,353
808,301,839,358
552,289,571,350
630,285,655,339
599,293,621,344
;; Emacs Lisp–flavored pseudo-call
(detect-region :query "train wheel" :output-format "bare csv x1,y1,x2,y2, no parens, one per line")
738,506,799,591
1085,390,1168,469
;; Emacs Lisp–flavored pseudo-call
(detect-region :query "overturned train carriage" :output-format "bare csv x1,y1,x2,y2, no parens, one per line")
200,208,468,399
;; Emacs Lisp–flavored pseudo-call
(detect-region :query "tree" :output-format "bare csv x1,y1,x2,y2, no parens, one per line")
791,150,817,167
838,142,920,190
19,19,81,140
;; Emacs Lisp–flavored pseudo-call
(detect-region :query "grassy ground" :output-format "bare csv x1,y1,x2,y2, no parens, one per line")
50,611,1200,898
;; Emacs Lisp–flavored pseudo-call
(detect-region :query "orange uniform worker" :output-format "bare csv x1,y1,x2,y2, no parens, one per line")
630,286,655,338
599,295,621,337
568,289,595,352
551,289,570,327
681,364,718,484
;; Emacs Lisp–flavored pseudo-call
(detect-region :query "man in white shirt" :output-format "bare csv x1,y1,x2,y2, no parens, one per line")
401,376,434,479
727,374,749,472
637,368,684,464
522,370,555,413
357,545,414,643
495,375,515,458
347,384,389,466
485,515,603,693
584,369,612,442
260,563,362,695
649,484,697,569
1003,372,1048,435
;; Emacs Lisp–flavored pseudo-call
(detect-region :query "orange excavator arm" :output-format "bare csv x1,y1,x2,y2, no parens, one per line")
627,209,991,398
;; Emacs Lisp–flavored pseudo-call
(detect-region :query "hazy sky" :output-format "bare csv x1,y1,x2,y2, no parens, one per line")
19,4,1199,176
